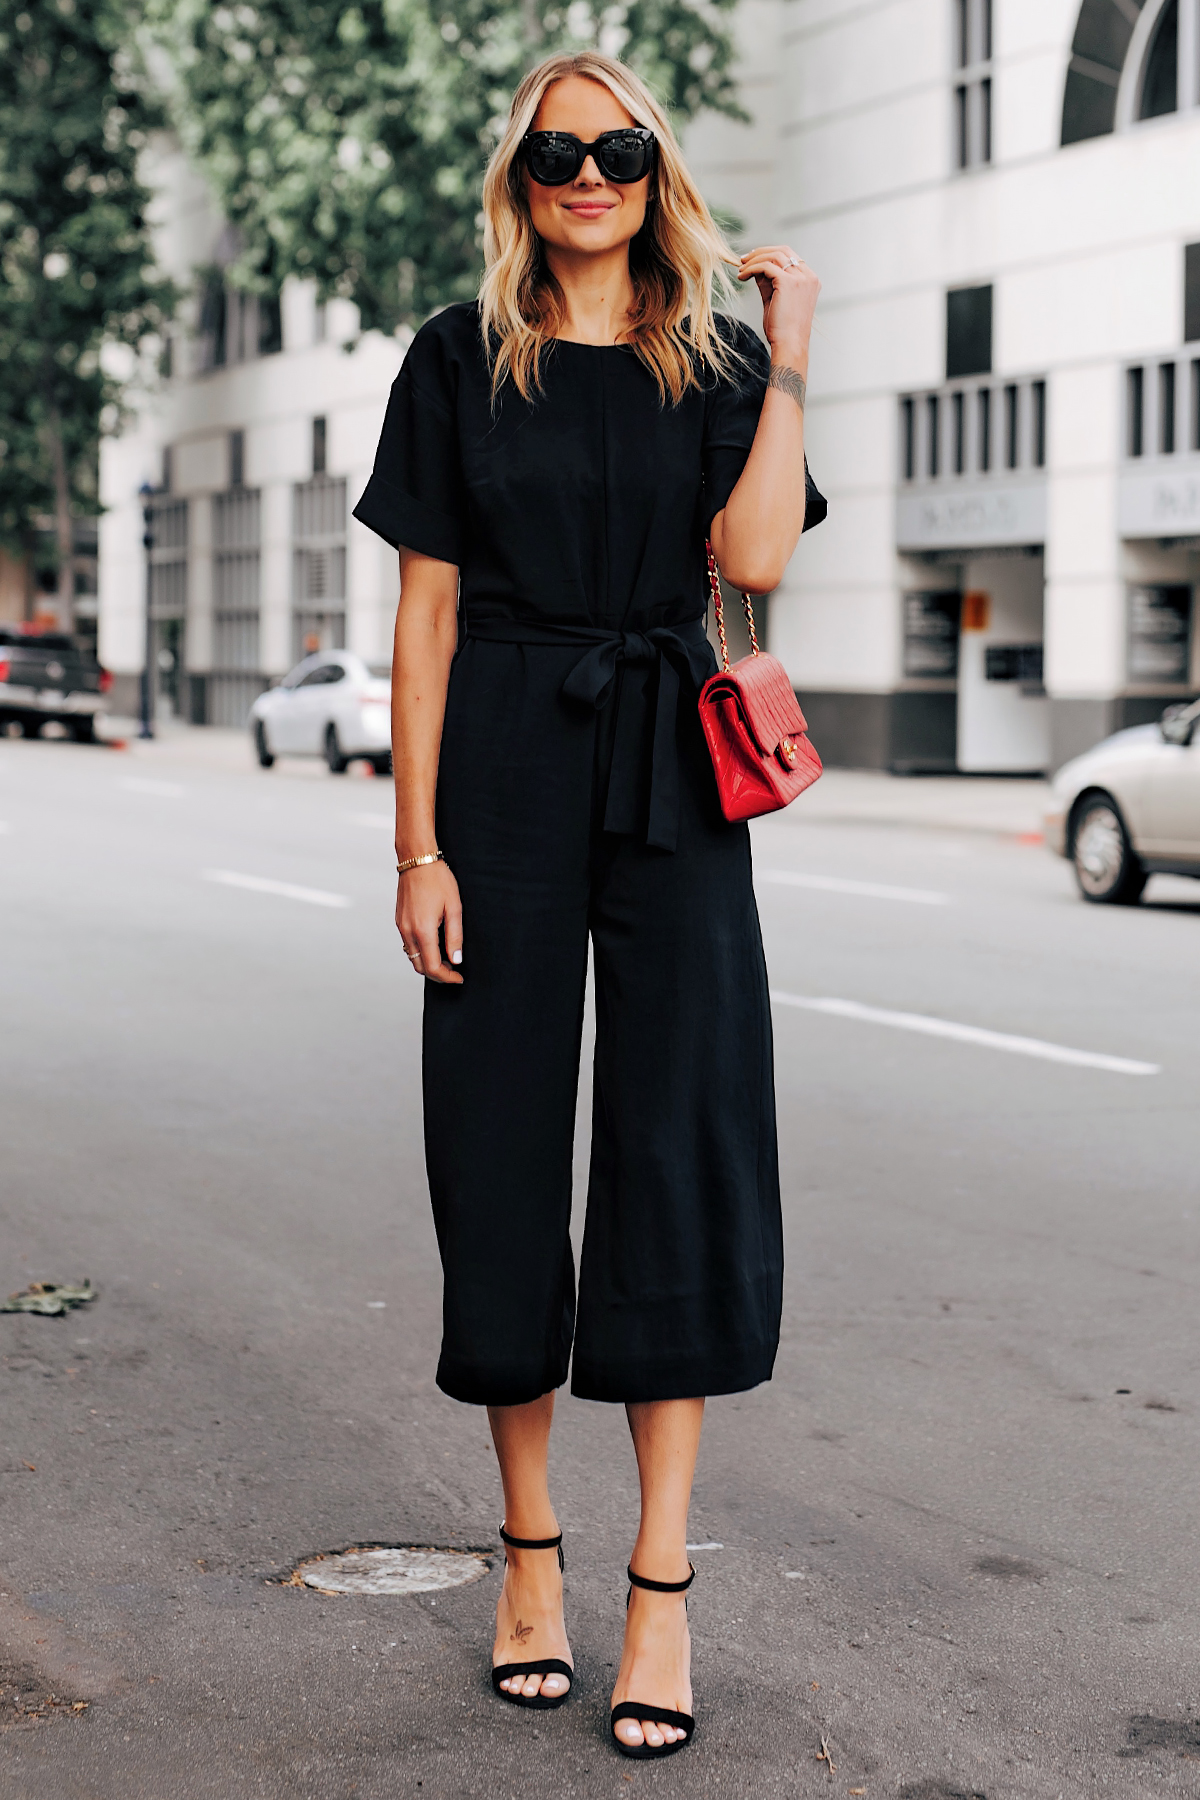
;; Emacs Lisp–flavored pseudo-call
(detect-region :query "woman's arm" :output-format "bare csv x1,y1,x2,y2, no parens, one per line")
709,247,821,596
392,546,463,985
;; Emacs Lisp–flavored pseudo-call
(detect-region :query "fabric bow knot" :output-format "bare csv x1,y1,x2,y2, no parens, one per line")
561,622,714,853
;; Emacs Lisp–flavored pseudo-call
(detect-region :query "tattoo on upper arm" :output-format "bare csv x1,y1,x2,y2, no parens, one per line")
768,364,806,413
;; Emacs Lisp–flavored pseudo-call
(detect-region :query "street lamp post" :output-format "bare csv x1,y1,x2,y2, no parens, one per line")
139,481,156,740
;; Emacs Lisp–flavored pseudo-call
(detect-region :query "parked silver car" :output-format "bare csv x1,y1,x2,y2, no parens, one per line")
1045,697,1200,903
249,652,392,774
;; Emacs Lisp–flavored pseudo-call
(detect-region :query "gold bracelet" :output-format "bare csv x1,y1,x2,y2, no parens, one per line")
396,850,444,875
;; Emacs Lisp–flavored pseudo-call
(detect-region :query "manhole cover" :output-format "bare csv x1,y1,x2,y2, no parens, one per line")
291,1547,491,1596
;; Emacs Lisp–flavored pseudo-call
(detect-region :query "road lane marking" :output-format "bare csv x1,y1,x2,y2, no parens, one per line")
759,870,950,906
202,869,352,909
769,991,1160,1076
352,813,393,829
121,777,186,798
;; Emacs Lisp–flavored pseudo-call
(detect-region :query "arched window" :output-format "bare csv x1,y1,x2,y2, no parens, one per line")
1139,0,1178,116
1061,0,1199,142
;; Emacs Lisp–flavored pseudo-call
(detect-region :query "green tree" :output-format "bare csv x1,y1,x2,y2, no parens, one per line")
0,0,175,628
151,0,743,335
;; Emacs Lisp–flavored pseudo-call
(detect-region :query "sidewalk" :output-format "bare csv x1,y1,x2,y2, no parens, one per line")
98,718,1051,835
776,768,1050,838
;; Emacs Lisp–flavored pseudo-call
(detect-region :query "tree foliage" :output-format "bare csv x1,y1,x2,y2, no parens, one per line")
151,0,744,332
0,0,176,610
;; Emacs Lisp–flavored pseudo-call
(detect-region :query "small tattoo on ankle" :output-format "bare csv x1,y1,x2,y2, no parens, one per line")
511,1619,533,1644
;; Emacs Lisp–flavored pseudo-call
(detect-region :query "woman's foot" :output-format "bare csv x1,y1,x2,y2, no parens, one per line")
610,1578,693,1749
493,1541,573,1700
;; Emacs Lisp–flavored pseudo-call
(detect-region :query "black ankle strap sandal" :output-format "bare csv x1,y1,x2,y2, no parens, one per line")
609,1563,696,1759
491,1524,573,1711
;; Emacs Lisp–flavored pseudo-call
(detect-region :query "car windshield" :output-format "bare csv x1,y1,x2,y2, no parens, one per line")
0,628,75,650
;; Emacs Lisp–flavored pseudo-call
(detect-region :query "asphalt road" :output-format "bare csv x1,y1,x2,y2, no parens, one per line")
2,729,1199,1800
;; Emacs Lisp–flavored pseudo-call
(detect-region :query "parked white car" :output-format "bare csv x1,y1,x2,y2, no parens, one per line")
1045,697,1200,903
249,652,392,774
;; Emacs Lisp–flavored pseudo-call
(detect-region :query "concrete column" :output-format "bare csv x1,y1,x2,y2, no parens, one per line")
259,480,292,675
187,494,213,674
98,432,155,676
1043,363,1126,767
346,468,396,664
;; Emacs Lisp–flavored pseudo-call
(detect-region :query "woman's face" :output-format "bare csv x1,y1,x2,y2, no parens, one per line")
523,76,651,258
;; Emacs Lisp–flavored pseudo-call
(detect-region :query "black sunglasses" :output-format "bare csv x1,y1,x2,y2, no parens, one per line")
521,127,656,187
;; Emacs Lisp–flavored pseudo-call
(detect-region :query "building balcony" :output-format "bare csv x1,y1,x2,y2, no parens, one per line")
896,376,1047,554
1119,356,1200,541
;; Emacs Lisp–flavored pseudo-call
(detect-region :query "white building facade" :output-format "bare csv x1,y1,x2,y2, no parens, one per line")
102,0,1200,769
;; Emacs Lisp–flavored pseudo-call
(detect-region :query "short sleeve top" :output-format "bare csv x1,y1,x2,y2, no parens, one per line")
353,302,825,635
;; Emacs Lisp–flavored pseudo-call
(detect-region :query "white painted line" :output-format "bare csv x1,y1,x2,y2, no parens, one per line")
121,777,186,798
366,1301,386,1309
202,869,352,909
351,813,393,830
686,1541,724,1551
769,991,1160,1076
760,869,950,906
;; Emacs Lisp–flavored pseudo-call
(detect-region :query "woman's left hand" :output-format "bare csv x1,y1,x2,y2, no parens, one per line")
737,246,820,363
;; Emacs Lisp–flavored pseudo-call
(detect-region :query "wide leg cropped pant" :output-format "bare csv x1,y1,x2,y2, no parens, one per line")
423,636,783,1407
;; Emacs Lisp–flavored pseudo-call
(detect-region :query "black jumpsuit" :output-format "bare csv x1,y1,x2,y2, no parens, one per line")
354,302,825,1409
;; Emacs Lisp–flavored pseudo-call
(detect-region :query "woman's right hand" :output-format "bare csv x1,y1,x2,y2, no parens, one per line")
396,861,464,984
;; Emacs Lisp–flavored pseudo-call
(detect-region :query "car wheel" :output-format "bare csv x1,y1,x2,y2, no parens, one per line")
70,717,96,744
1071,794,1147,905
254,720,275,768
372,753,392,777
324,722,349,774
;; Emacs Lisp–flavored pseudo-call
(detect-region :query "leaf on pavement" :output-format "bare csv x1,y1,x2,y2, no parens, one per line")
1,1280,97,1316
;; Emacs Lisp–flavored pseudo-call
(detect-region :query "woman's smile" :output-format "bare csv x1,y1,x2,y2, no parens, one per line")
562,198,617,218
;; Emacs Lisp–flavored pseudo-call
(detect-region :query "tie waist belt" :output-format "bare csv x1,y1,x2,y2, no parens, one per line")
464,616,715,853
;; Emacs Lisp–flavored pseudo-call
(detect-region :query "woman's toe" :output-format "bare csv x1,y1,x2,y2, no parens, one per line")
521,1673,543,1697
542,1672,568,1696
641,1719,664,1747
617,1718,645,1747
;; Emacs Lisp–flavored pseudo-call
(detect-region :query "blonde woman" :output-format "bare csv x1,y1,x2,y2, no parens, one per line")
353,50,823,1759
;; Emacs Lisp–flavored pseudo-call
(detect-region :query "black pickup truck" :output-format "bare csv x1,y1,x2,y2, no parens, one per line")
0,626,112,742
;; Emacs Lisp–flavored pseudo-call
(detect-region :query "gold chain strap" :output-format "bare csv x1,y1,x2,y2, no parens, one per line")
705,539,760,673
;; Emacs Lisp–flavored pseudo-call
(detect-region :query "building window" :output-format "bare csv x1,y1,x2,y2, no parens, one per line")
1031,380,1047,467
198,271,227,371
954,0,993,168
1192,359,1200,450
947,285,993,379
978,386,991,470
212,487,264,727
1004,384,1019,467
196,272,281,371
312,417,327,476
1126,366,1145,457
293,475,348,663
1062,0,1200,145
1158,363,1177,452
952,391,966,472
1186,243,1200,342
229,429,245,488
927,394,940,477
1140,0,1179,118
1128,585,1193,682
258,294,283,356
901,398,916,480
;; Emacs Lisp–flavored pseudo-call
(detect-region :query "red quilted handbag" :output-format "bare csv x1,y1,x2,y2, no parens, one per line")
698,541,822,822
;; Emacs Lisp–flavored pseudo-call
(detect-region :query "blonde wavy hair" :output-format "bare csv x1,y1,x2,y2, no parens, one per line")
479,51,742,405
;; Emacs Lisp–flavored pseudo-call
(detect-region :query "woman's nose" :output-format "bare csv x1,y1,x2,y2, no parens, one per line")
575,156,604,185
